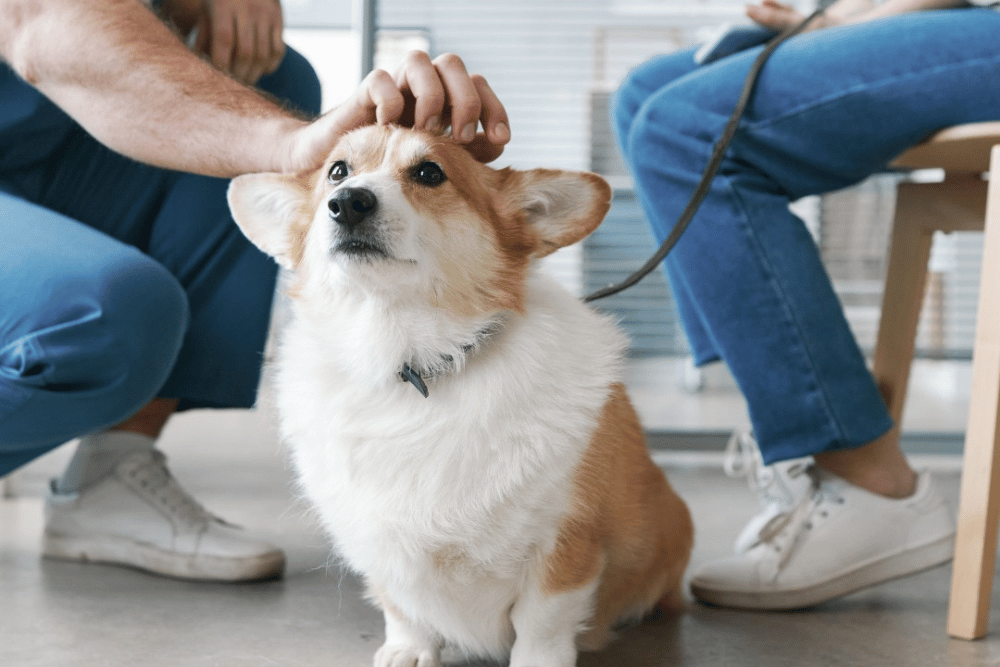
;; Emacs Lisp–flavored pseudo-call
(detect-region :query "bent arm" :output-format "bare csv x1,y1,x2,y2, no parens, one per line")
0,0,304,177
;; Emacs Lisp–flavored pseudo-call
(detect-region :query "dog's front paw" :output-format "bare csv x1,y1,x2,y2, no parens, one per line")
374,643,441,667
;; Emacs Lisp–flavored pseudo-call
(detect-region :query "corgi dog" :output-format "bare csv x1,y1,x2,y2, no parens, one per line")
228,125,693,667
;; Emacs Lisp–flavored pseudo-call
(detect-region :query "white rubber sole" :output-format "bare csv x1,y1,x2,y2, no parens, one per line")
42,531,285,582
690,533,955,611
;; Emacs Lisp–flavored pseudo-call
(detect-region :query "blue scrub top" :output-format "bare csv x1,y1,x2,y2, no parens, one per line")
0,64,74,170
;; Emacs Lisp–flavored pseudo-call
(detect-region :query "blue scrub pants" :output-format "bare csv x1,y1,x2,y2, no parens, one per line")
0,49,320,477
612,9,1000,464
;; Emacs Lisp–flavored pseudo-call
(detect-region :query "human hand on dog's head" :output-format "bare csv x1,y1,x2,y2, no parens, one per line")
279,50,510,174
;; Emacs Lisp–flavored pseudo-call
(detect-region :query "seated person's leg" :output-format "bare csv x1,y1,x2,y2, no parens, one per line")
618,9,1000,609
612,48,722,367
610,46,700,146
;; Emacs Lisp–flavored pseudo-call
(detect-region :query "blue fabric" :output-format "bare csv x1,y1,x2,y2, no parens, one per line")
0,63,75,172
0,48,321,477
612,9,1000,465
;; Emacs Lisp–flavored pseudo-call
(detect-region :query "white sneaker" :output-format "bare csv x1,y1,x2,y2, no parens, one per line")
43,449,285,582
690,467,955,610
723,430,812,554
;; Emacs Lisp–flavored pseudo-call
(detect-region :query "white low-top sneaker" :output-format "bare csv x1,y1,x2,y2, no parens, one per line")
690,467,955,610
43,449,285,582
723,431,813,554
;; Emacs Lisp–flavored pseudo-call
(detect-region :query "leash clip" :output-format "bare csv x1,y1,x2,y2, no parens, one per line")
400,363,429,398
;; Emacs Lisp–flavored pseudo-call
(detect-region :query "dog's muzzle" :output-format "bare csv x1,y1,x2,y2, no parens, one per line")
329,187,390,259
329,187,377,230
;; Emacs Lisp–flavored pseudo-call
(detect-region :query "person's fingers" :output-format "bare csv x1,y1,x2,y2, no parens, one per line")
194,12,211,55
264,11,285,77
748,0,837,32
286,50,510,171
386,51,508,154
244,0,285,82
189,1,284,84
244,21,269,83
470,74,510,147
431,52,481,143
745,2,803,31
352,68,407,128
208,5,235,73
462,133,506,163
283,69,405,173
394,50,446,131
231,7,258,83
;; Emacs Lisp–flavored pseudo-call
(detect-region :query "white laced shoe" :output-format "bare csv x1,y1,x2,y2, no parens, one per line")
690,466,956,610
723,430,812,554
43,449,285,581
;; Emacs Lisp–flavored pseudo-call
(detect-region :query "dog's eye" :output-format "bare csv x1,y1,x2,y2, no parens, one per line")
413,161,446,187
328,161,349,182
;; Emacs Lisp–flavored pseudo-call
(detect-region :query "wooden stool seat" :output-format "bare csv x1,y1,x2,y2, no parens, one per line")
893,122,1000,173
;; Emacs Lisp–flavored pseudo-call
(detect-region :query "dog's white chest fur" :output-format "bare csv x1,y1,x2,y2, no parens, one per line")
274,272,625,655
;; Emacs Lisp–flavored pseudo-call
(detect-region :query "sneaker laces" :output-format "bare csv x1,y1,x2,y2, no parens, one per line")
723,430,810,508
123,450,227,531
723,430,768,489
754,466,847,574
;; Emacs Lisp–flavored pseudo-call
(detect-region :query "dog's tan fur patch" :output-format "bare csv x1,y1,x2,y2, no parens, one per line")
543,383,693,650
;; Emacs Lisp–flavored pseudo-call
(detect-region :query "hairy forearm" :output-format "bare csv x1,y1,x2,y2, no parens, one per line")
0,0,306,177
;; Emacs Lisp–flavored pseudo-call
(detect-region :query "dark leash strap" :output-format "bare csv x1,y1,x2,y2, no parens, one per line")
583,10,826,304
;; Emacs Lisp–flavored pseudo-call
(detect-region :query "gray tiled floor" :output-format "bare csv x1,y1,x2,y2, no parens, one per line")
3,363,999,667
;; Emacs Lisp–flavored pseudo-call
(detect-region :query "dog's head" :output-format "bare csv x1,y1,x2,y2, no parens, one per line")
228,125,611,315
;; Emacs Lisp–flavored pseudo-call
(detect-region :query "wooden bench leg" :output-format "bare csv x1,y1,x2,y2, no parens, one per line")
948,147,1000,639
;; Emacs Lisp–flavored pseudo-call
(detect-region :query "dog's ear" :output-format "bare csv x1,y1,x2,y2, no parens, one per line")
228,173,310,270
504,169,612,258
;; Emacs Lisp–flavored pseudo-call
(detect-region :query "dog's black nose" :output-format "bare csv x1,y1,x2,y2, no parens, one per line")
329,187,377,229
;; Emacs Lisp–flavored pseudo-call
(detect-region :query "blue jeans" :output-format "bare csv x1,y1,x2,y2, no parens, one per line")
0,49,321,477
613,9,1000,464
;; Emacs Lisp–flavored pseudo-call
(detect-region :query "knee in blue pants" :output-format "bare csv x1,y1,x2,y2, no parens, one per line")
0,228,188,476
610,49,701,151
259,47,323,118
611,51,724,365
0,45,321,476
602,12,1000,462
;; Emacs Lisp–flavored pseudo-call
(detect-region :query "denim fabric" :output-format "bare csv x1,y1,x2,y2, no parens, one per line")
613,9,1000,464
0,48,321,477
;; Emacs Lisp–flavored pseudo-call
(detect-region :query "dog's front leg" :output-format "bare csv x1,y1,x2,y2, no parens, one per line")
373,599,443,667
508,577,599,667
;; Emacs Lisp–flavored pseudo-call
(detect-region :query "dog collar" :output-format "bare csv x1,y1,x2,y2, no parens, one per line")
398,319,505,398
